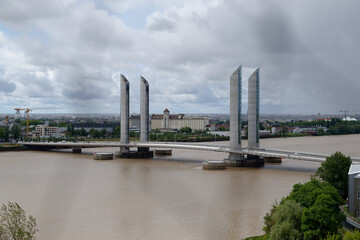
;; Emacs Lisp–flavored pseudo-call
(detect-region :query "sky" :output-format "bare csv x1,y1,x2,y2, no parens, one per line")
0,0,359,115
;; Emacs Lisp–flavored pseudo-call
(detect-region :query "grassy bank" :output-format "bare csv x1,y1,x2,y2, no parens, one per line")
0,143,27,151
243,235,267,240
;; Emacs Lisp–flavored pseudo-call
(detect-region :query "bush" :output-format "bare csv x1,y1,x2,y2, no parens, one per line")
0,202,38,240
316,151,351,199
344,230,360,240
267,200,303,240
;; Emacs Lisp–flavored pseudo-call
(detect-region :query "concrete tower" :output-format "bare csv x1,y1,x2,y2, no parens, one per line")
140,76,149,142
120,75,129,152
229,66,243,161
248,68,260,149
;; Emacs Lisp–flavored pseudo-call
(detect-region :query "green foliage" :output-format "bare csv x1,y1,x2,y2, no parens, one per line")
89,129,107,138
67,125,75,137
0,128,4,140
269,221,302,240
11,126,21,140
286,178,344,208
325,233,343,240
301,193,345,239
80,128,87,137
113,126,120,138
129,131,139,138
57,122,67,127
0,127,10,142
316,151,351,199
263,178,345,240
0,202,38,240
344,230,360,240
179,127,192,134
263,202,278,234
148,131,229,142
279,124,289,137
268,200,303,240
286,179,344,239
244,235,268,240
20,120,44,126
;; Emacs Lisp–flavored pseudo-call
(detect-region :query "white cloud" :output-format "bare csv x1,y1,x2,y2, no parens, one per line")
0,0,359,114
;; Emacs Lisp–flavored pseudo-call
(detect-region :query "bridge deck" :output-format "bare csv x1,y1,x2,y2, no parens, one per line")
21,141,360,163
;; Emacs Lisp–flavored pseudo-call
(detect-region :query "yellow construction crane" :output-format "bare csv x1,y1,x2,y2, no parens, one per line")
14,107,56,137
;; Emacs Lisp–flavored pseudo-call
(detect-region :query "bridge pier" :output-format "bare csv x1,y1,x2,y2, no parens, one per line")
226,155,264,167
264,156,282,163
226,153,264,167
115,147,153,158
72,146,82,153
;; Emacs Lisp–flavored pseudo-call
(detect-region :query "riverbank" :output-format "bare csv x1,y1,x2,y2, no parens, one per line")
0,143,27,151
243,235,266,240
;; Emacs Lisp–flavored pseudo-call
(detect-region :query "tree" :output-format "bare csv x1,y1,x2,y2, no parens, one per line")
66,125,75,137
0,128,4,140
286,179,345,239
344,230,360,240
280,124,288,137
325,233,343,240
3,127,10,142
287,178,344,208
113,126,120,138
317,128,325,135
20,120,43,126
89,129,100,138
316,151,351,199
268,200,303,240
80,127,87,137
263,202,278,234
269,221,302,240
179,127,192,134
0,202,38,240
57,122,67,127
100,129,107,138
11,126,21,140
301,193,344,239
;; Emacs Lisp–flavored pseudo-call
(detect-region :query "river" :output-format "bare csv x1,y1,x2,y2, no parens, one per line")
1,134,359,239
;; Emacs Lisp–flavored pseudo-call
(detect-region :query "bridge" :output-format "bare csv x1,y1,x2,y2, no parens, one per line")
21,141,360,163
21,67,360,165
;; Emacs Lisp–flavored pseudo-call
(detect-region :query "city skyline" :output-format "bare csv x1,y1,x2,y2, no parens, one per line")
0,0,359,114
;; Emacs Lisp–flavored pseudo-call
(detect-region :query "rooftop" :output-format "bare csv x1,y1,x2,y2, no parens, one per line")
349,164,360,175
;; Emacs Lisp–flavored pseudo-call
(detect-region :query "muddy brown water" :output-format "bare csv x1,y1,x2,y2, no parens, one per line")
1,134,359,239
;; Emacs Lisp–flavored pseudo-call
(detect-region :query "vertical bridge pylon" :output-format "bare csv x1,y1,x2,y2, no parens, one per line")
117,75,153,158
227,66,263,167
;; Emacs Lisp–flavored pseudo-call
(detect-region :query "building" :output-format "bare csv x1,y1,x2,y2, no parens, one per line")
72,123,116,133
343,117,357,121
130,114,140,130
150,109,209,131
348,164,360,217
206,124,230,131
33,126,67,138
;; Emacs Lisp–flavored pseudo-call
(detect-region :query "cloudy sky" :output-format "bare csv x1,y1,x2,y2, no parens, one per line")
0,0,359,115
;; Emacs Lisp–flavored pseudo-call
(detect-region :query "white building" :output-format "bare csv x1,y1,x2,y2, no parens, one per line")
151,109,209,131
33,126,67,138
